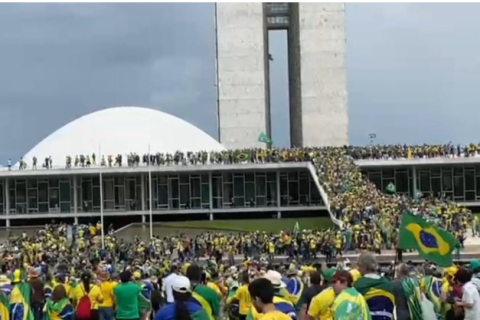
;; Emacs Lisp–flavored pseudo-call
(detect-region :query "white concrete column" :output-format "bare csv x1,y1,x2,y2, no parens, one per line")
277,211,281,219
73,176,78,214
142,215,146,223
412,166,418,197
209,212,214,221
276,171,281,207
74,217,79,224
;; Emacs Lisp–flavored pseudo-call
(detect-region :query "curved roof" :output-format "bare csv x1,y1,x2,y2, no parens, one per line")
21,106,224,167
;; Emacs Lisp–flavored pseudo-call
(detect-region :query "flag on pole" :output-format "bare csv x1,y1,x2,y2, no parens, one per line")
293,221,300,236
398,211,457,267
258,132,272,144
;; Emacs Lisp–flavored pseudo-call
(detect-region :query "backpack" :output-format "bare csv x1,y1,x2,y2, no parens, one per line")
76,285,92,319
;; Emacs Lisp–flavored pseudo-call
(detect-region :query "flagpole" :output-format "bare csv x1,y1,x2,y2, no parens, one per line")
99,144,105,249
148,144,153,239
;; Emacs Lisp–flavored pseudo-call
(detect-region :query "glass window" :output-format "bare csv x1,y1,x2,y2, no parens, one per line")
454,176,464,197
27,179,37,189
267,181,277,206
60,182,71,202
368,173,381,190
395,170,408,193
158,175,168,185
466,191,475,201
454,167,464,177
92,176,100,187
245,183,255,202
234,176,245,197
49,178,59,188
466,170,475,191
103,179,114,201
201,184,209,205
382,169,394,178
234,197,245,207
419,170,431,193
115,186,125,207
170,179,179,199
442,170,453,191
0,183,3,204
180,174,189,184
245,173,254,182
28,189,37,210
212,177,222,198
288,171,298,181
180,184,190,205
38,183,48,203
280,175,288,196
93,187,100,207
82,180,93,202
114,176,124,186
201,174,209,184
126,180,136,200
158,185,168,207
431,168,441,177
310,180,322,204
432,177,441,197
288,181,299,205
16,182,26,203
267,172,276,182
476,177,480,196
223,183,233,204
255,175,266,197
49,189,59,210
191,178,201,198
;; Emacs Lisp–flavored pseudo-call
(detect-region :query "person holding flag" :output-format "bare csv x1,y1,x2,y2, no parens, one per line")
44,285,74,320
331,270,371,319
10,269,33,320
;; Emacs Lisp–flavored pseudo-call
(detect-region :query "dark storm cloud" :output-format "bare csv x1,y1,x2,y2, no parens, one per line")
1,3,480,161
0,3,216,161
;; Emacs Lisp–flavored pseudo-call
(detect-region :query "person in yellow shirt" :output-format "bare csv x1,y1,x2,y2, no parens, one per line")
307,268,336,320
227,272,252,320
98,271,117,320
248,278,294,320
69,271,104,320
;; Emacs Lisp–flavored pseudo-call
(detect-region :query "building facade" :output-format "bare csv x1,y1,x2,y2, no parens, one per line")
216,3,348,148
0,163,325,226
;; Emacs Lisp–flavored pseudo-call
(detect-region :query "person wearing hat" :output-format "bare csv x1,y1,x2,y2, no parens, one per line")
155,276,209,320
10,269,34,320
307,268,336,320
98,271,116,320
246,271,296,320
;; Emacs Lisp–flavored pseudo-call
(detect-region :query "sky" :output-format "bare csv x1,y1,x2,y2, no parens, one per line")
0,3,479,161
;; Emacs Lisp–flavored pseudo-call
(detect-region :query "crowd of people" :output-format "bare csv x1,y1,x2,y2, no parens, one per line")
7,143,480,171
1,220,480,320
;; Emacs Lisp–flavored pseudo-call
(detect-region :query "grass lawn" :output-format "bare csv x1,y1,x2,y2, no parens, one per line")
155,217,334,232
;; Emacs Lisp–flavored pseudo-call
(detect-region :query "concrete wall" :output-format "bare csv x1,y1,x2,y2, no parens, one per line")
216,3,269,149
295,3,348,147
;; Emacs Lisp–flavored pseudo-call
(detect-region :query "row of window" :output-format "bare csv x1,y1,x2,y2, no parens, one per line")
362,165,480,202
0,170,323,214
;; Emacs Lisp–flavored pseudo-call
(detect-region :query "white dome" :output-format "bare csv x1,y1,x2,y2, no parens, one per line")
21,106,225,166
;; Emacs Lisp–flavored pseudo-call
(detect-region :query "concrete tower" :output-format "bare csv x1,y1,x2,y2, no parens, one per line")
215,3,348,149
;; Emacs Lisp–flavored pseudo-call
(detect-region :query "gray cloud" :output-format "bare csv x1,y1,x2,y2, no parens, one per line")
0,3,479,162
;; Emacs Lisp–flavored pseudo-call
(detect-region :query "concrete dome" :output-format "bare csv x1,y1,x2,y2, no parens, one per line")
21,106,225,166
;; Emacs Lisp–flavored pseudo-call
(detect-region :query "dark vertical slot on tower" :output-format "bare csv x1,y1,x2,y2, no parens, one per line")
268,30,291,148
287,3,303,148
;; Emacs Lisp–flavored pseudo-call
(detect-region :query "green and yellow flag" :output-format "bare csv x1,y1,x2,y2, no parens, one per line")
258,132,272,144
44,297,74,320
398,211,457,267
0,292,9,320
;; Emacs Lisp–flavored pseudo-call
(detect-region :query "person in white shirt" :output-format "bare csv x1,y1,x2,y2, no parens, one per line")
455,268,480,320
162,265,180,304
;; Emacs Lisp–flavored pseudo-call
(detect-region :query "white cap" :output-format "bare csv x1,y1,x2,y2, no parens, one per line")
172,276,191,293
265,270,286,288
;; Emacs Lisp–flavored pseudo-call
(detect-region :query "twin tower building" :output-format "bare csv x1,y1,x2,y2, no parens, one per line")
216,3,348,149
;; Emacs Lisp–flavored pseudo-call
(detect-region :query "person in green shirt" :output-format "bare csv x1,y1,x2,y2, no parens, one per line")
186,264,221,320
114,271,141,320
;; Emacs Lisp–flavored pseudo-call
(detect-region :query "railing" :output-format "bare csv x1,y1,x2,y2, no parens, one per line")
306,162,343,228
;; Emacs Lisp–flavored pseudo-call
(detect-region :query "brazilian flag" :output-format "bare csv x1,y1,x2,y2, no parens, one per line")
0,292,9,320
385,182,396,194
44,297,74,320
398,211,457,266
